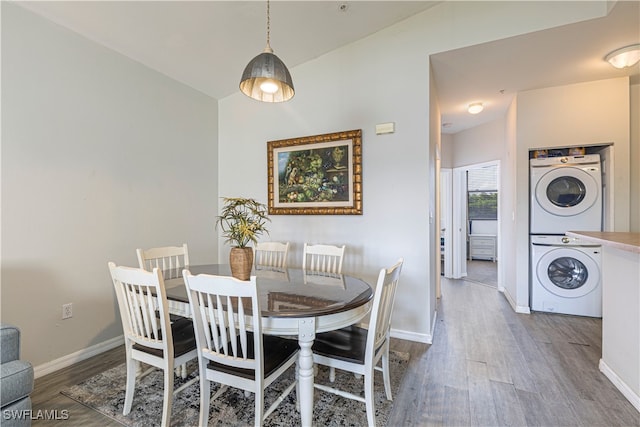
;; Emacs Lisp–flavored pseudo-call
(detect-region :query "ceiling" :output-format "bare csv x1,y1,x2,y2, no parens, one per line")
17,1,640,135
432,0,640,134
17,1,439,98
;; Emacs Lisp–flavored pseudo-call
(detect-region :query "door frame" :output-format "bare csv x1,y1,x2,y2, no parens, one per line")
452,160,501,282
440,168,453,278
452,167,468,278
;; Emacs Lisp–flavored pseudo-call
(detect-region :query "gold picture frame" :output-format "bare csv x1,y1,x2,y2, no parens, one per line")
267,129,362,215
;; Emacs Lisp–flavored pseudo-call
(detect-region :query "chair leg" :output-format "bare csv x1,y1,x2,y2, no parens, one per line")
382,349,392,400
123,358,137,415
329,367,336,382
254,387,264,427
181,363,188,379
364,368,376,427
161,366,174,427
173,363,188,378
199,376,211,427
295,363,300,412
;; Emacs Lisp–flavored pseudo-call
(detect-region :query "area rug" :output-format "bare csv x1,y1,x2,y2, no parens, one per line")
61,351,409,427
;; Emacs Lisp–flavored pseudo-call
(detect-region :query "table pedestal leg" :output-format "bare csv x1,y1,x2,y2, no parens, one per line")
297,318,316,427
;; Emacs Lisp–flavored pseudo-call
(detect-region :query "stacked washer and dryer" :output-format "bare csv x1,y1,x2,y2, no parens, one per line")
529,154,603,317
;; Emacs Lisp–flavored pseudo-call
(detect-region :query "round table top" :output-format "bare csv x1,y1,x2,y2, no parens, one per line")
164,264,373,319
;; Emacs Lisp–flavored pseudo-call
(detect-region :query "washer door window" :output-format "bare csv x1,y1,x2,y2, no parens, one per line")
535,166,598,217
536,247,600,298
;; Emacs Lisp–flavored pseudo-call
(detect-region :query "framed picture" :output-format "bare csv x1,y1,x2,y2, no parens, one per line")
267,129,362,215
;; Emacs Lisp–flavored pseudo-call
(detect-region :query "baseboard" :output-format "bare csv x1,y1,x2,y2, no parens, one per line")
34,335,124,379
430,308,438,343
515,304,531,314
501,288,531,314
390,313,434,344
389,306,436,344
599,359,640,413
390,327,431,344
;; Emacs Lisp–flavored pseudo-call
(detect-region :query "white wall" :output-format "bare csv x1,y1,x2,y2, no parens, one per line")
450,119,506,168
440,134,454,169
503,98,520,310
219,33,433,342
429,64,441,329
630,83,639,233
1,3,219,368
218,1,613,343
512,77,630,311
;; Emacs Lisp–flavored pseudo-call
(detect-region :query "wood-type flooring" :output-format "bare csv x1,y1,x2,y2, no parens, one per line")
31,277,639,426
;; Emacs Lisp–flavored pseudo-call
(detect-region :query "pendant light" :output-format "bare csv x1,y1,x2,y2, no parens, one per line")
239,0,294,102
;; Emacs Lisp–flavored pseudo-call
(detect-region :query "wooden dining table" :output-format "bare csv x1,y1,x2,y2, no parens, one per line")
163,264,373,426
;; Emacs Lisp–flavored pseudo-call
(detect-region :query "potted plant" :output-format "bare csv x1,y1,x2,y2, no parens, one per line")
216,197,270,280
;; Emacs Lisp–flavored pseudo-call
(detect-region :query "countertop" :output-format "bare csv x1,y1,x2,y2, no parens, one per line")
566,231,640,254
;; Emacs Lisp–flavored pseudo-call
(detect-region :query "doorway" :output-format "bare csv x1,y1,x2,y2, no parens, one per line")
465,162,498,287
442,161,500,288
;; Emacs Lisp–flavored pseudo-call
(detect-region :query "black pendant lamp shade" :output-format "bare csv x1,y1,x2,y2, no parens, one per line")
239,0,294,102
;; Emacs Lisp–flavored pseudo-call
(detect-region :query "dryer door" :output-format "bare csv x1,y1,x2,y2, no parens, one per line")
534,166,599,217
536,247,600,298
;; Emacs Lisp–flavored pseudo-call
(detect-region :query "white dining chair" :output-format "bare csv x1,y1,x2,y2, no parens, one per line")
137,243,191,377
254,241,289,270
302,243,345,274
302,243,347,381
108,262,198,427
182,271,299,427
137,244,189,281
311,258,404,427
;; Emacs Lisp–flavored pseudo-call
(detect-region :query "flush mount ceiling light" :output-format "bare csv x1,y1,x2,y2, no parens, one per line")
239,0,294,102
468,102,484,114
605,44,640,69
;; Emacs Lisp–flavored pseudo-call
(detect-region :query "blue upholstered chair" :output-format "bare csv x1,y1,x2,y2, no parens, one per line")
1,324,34,427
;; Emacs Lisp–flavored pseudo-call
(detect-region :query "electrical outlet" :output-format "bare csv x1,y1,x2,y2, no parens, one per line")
62,303,73,319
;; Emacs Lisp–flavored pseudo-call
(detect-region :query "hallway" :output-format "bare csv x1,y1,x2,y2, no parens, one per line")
465,259,498,287
389,277,639,426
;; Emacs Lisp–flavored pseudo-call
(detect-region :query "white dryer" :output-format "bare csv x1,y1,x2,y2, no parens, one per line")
530,235,602,317
530,154,602,235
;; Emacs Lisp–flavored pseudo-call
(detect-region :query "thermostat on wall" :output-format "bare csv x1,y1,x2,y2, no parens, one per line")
375,122,395,135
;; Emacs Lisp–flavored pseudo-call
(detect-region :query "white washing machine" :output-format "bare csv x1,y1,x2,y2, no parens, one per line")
530,154,602,235
531,235,602,317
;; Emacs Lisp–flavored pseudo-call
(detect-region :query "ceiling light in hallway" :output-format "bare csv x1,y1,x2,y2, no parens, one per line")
605,44,640,69
468,102,484,114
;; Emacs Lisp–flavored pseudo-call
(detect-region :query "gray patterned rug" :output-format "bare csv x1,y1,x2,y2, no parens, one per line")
61,351,409,427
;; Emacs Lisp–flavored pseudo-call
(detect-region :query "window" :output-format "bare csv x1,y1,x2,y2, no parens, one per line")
467,166,498,220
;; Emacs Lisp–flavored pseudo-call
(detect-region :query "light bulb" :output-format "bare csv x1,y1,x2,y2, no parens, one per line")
260,80,279,94
468,102,484,114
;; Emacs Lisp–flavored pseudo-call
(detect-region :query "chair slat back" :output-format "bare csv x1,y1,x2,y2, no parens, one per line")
255,241,289,270
137,244,189,280
302,243,346,274
108,263,170,353
367,259,404,354
183,272,261,373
